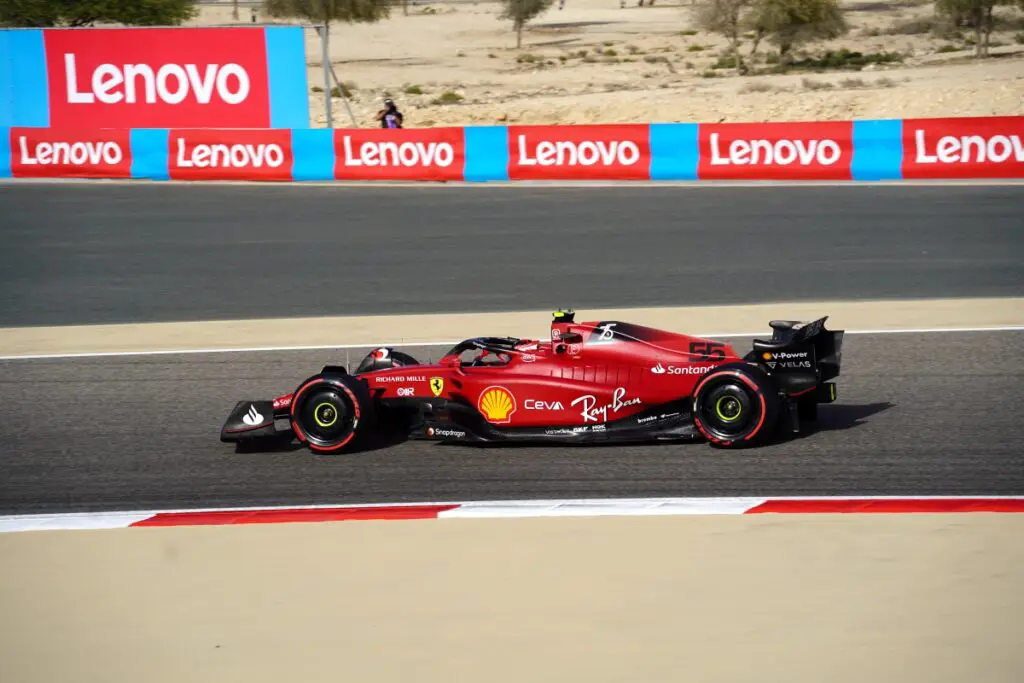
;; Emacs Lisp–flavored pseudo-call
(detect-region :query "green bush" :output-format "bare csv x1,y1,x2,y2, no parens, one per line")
431,91,464,105
885,18,933,35
787,48,904,71
330,82,355,98
801,77,834,90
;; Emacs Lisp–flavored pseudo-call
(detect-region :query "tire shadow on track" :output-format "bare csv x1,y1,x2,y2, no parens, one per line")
811,401,896,433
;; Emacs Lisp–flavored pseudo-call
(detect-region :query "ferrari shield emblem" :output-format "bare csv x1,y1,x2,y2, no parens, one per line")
430,377,445,397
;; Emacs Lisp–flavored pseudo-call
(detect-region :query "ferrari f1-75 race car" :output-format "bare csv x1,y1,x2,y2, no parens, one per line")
220,310,844,453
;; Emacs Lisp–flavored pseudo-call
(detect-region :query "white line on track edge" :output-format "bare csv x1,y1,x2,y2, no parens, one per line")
0,325,1021,361
2,497,1024,532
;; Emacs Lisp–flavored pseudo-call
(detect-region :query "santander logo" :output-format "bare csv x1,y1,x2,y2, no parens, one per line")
169,130,292,181
509,125,650,180
43,27,271,128
11,128,132,178
699,122,852,180
904,117,1024,178
334,129,464,181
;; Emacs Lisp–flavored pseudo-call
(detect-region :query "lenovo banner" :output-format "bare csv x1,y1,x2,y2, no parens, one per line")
902,116,1024,179
698,121,854,180
169,129,293,181
9,127,131,178
3,116,1024,182
508,124,650,180
334,128,466,181
1,26,309,129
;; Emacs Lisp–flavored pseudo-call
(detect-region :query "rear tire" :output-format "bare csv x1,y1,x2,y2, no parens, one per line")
692,363,781,448
290,374,371,454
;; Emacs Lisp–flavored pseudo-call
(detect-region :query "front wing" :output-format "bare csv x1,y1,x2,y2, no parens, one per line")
220,400,290,442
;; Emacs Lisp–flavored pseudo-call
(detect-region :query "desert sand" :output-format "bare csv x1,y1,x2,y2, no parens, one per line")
1,296,1021,356
2,514,1022,683
191,0,1024,128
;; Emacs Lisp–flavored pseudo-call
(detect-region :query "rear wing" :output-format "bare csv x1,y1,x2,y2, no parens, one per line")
753,316,844,382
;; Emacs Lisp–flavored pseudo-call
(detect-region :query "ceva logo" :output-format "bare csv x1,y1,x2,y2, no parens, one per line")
334,128,465,181
509,124,650,180
168,129,293,181
699,121,853,180
10,127,132,179
42,27,272,128
903,116,1024,179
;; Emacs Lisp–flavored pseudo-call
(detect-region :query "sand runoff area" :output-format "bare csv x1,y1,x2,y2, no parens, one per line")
1,296,1022,356
1,514,1022,682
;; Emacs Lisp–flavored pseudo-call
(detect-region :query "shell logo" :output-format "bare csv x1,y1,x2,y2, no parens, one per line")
478,386,517,424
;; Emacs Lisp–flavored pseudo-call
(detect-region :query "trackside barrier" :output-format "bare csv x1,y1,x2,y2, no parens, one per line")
1,116,1022,181
0,26,310,129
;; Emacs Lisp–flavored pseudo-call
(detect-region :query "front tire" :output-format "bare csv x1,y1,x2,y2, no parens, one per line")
692,363,781,448
290,375,370,454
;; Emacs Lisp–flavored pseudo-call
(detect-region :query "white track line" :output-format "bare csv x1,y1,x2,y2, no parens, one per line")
0,325,1021,361
3,494,1024,532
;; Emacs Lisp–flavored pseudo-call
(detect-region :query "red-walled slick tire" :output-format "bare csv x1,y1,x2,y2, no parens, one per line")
289,375,370,454
692,363,781,448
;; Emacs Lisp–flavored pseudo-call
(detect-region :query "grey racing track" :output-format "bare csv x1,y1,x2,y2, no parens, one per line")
1,182,1023,514
1,330,1023,514
1,183,1023,327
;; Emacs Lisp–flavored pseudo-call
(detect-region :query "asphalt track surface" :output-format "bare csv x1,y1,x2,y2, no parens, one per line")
1,329,1022,514
2,183,1023,326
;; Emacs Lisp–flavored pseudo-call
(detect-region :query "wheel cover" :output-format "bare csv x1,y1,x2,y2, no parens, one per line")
715,395,743,422
298,389,353,447
313,401,340,428
697,379,760,441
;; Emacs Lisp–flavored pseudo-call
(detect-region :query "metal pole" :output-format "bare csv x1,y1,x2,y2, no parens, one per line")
328,63,359,128
318,24,333,128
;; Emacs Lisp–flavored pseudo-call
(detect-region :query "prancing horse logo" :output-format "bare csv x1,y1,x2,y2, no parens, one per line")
430,377,445,397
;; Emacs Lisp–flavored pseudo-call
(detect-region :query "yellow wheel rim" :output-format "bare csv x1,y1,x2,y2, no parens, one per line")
715,395,742,422
314,402,338,428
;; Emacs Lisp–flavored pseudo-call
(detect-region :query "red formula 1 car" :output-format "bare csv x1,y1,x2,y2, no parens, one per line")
220,309,844,453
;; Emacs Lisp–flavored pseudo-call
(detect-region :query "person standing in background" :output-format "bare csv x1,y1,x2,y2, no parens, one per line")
376,98,404,129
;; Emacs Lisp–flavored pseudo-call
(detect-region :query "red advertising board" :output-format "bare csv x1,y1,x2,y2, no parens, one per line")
334,128,465,181
168,129,293,181
9,127,132,178
902,116,1024,179
508,125,650,180
698,121,853,180
42,28,271,129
